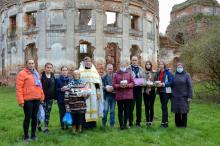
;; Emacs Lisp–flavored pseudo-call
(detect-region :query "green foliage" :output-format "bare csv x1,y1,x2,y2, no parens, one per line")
0,87,220,146
180,19,220,92
172,0,219,12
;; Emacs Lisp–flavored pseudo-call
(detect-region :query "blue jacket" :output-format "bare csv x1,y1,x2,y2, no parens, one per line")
156,69,174,93
56,75,71,103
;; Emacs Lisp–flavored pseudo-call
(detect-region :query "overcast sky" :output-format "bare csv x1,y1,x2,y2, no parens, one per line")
159,0,220,33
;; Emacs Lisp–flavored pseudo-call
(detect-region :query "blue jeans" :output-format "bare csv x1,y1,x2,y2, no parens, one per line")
159,93,172,123
102,95,116,126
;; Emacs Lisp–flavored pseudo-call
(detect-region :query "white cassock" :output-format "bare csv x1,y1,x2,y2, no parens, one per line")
79,63,104,122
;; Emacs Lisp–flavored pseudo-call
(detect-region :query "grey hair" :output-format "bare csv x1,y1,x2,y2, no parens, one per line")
120,58,129,66
131,55,138,60
73,70,80,74
106,64,113,68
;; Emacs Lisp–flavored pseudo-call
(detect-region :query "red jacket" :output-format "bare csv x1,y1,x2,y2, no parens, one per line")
112,69,134,100
16,68,44,105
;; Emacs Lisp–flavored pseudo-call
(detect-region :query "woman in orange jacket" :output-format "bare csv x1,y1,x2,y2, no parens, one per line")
16,59,44,142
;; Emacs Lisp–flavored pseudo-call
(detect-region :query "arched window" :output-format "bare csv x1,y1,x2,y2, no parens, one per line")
24,43,38,69
76,40,95,67
105,43,121,71
130,45,142,66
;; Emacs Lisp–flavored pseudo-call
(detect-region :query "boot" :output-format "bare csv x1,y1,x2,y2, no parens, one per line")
72,126,77,134
78,125,83,133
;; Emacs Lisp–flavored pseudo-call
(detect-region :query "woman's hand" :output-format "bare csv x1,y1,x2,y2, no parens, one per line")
120,83,128,88
120,84,126,88
82,93,88,98
61,86,68,91
187,98,192,102
124,84,128,88
157,82,165,87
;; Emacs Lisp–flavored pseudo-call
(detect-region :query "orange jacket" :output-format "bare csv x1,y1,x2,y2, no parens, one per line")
16,68,44,105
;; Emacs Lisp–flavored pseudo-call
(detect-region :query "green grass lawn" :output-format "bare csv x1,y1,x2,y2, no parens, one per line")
0,87,220,146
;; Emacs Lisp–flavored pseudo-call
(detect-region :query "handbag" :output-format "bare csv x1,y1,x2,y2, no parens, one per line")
63,112,73,126
37,104,45,122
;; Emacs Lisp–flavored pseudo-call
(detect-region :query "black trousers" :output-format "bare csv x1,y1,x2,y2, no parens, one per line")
159,92,172,124
129,86,142,126
43,99,53,127
58,102,66,129
143,90,156,123
118,100,131,128
23,100,40,138
175,113,188,127
72,113,84,126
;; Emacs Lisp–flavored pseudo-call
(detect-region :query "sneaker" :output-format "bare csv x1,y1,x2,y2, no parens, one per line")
120,126,127,130
160,123,168,128
129,123,133,128
43,128,49,133
110,124,115,128
23,137,29,143
146,122,152,126
136,124,141,128
31,136,37,141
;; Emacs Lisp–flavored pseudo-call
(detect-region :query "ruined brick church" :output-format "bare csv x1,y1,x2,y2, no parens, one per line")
160,0,220,67
0,0,159,84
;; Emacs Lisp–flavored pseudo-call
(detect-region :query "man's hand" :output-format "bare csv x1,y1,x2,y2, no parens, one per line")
19,103,24,107
106,86,113,92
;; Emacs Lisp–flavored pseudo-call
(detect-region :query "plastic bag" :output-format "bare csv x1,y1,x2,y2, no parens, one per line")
37,104,45,122
63,112,73,126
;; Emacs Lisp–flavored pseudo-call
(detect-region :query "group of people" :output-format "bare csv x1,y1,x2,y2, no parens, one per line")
16,56,193,142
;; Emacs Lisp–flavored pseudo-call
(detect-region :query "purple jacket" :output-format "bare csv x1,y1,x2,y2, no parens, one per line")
112,69,134,101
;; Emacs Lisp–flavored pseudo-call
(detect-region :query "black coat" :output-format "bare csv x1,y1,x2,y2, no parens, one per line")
171,71,193,114
41,72,56,100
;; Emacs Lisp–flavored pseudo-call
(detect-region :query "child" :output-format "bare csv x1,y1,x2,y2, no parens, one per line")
65,70,91,134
